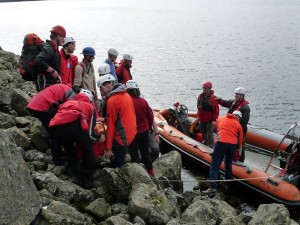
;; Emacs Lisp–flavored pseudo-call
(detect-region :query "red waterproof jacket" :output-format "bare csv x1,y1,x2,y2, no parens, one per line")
59,49,78,86
105,84,137,150
131,96,153,133
116,59,132,84
27,83,75,113
197,90,219,122
49,94,98,138
216,113,243,148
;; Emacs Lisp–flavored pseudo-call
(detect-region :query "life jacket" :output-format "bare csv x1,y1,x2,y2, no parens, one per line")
59,49,78,86
228,99,249,113
197,90,219,122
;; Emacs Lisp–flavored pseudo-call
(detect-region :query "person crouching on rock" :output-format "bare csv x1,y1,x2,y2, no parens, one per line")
49,89,102,185
27,83,76,165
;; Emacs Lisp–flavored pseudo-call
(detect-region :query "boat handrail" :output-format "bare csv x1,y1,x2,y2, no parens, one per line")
265,121,300,174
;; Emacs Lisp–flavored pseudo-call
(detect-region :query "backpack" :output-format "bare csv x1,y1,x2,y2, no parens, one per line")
18,33,45,81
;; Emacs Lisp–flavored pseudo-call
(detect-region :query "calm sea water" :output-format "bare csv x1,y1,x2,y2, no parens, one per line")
1,0,300,214
1,0,300,134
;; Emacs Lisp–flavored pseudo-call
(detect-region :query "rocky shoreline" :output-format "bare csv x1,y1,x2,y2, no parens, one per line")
0,46,298,225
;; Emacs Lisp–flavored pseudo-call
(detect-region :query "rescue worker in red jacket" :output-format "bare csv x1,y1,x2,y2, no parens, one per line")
49,89,101,184
126,80,155,176
203,111,243,194
197,81,219,148
59,37,78,86
116,54,133,84
27,83,76,165
215,87,250,162
97,74,137,167
34,25,66,91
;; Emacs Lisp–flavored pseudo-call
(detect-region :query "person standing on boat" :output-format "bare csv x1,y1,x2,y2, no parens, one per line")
126,80,155,176
104,48,119,82
215,87,250,162
203,111,243,194
116,54,133,84
196,81,219,148
59,37,78,86
97,74,137,167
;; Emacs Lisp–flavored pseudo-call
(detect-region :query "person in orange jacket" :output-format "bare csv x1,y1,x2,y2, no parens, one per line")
215,87,250,162
97,74,137,167
203,110,243,194
59,37,78,86
116,54,133,84
49,89,101,183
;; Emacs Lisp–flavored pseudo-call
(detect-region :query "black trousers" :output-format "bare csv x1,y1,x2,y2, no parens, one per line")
50,120,95,178
129,130,153,171
27,108,63,165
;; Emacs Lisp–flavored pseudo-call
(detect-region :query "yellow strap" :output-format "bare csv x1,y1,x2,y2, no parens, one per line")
189,118,199,133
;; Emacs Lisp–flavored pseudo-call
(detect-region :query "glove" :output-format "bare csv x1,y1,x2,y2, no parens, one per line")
72,85,81,94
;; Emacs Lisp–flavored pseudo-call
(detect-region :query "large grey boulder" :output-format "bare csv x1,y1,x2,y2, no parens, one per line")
248,204,292,225
28,119,49,152
85,198,112,220
181,198,244,225
11,88,31,117
154,150,183,192
40,200,93,225
128,183,180,225
103,215,133,225
6,126,31,149
102,163,155,202
31,171,60,194
0,130,41,225
0,111,15,128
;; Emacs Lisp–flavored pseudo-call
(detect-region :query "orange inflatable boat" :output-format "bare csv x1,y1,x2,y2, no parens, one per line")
154,103,300,208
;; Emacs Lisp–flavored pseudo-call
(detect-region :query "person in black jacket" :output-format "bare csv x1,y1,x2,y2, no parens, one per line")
34,25,66,92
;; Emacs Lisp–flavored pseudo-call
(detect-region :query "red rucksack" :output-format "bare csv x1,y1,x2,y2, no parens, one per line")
18,33,45,81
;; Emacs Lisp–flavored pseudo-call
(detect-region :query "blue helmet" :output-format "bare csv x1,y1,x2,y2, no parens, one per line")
81,47,96,56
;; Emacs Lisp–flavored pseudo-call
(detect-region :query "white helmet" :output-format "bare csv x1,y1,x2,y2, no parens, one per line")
235,87,246,95
107,48,119,56
62,37,76,46
232,110,242,119
98,63,111,75
80,89,94,102
126,80,139,89
97,74,116,88
123,54,133,61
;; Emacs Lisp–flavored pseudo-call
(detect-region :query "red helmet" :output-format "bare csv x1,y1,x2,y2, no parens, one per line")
50,25,66,37
202,81,212,89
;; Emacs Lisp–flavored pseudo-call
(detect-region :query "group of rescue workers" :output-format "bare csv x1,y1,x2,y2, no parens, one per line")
25,25,250,192
26,25,159,187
